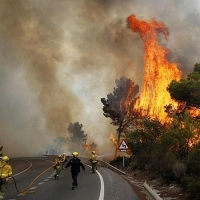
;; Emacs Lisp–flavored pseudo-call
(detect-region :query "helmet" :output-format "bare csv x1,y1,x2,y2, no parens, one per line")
2,156,9,162
92,151,96,154
72,152,78,157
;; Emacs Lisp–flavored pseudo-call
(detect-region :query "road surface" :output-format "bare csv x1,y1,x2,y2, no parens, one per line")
4,157,141,200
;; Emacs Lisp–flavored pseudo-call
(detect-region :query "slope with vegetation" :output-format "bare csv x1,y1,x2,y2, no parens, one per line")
102,63,200,200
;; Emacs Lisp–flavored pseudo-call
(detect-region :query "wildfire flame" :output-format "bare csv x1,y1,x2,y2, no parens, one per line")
109,134,118,148
82,143,97,151
82,143,91,150
127,15,182,122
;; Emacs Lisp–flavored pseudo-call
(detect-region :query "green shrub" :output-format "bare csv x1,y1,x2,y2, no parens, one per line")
187,179,200,199
129,161,139,170
109,156,131,168
180,175,191,189
161,167,176,183
172,161,186,183
181,175,200,199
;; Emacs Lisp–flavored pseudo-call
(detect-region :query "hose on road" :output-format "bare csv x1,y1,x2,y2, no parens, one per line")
12,163,55,194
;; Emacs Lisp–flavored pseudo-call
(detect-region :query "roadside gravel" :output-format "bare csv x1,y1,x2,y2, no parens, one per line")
121,169,189,200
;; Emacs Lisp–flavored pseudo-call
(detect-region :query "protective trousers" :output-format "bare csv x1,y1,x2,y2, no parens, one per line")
71,171,78,186
0,179,8,200
92,162,97,173
54,166,61,180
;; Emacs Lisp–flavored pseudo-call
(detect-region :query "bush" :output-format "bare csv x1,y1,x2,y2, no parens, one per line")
187,179,200,199
129,161,139,170
186,143,200,176
180,175,191,189
172,161,186,182
181,175,200,199
109,156,131,168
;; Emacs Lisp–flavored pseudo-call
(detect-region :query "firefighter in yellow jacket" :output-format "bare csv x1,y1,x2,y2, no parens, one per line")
53,155,62,180
0,156,12,200
90,151,98,173
60,153,67,169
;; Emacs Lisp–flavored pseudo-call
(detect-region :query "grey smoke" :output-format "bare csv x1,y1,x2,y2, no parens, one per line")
0,0,199,157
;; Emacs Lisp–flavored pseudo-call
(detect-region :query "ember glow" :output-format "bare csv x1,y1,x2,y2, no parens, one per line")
127,15,182,122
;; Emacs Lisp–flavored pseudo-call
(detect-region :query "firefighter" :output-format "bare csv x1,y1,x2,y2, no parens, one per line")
91,151,98,173
0,156,12,200
61,153,67,169
65,152,85,190
53,155,62,180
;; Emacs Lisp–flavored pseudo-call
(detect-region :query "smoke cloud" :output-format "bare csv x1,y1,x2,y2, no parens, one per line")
0,0,199,157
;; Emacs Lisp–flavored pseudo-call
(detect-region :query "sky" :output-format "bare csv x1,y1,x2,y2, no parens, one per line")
0,0,200,157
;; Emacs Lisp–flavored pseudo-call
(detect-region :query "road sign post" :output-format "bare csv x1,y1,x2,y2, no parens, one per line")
118,139,129,168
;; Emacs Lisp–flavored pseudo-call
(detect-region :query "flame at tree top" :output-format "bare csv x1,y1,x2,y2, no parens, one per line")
127,15,182,122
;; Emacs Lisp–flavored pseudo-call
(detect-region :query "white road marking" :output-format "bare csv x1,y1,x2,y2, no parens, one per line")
13,160,32,177
85,164,104,200
96,170,104,200
17,193,25,196
37,182,45,185
29,186,37,190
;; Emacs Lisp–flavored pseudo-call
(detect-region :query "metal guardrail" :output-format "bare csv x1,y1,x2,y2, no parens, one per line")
98,159,163,200
98,160,126,175
143,181,163,200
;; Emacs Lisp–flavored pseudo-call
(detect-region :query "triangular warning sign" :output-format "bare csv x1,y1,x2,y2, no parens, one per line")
118,139,129,150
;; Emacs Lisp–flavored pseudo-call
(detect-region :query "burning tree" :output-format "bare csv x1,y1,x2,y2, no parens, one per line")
82,142,97,152
101,76,139,156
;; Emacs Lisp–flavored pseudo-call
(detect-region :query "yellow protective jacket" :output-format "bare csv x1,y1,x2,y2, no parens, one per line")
54,157,62,169
91,154,98,163
0,161,12,179
61,155,67,163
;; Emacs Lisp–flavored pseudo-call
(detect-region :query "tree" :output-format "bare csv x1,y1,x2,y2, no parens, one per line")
101,76,139,156
167,63,200,109
67,122,87,153
160,111,200,159
126,118,164,169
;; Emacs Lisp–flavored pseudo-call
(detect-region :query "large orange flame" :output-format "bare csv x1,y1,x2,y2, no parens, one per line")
127,15,182,122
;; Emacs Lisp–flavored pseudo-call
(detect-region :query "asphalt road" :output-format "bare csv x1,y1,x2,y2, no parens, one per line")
3,157,141,200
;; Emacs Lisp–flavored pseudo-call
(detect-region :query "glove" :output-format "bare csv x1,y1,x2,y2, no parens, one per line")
1,174,8,178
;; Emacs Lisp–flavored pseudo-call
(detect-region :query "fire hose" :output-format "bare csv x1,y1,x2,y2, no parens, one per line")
11,163,55,194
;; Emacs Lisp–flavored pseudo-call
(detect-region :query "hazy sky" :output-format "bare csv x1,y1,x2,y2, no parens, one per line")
0,0,200,157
